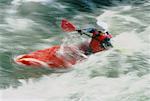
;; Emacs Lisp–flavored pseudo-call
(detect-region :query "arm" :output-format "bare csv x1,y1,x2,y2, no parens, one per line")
77,28,96,35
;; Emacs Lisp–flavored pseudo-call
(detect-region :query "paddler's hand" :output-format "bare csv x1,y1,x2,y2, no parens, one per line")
104,37,113,47
100,38,113,49
76,30,83,35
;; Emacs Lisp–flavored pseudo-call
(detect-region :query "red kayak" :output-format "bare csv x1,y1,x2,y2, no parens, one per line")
14,40,108,69
14,42,97,69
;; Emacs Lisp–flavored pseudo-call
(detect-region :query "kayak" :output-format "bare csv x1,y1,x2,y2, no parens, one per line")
14,42,104,69
14,46,76,69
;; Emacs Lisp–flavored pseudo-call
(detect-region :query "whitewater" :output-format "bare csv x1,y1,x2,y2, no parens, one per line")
0,0,150,101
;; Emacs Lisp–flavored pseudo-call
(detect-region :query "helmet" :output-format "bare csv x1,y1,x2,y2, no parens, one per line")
96,21,108,33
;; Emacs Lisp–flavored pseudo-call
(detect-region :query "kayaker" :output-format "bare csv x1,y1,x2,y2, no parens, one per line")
77,21,113,55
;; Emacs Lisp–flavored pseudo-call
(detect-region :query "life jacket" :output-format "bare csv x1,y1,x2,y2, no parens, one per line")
89,31,111,53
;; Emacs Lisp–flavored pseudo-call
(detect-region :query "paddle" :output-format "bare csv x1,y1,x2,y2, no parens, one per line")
61,19,76,32
61,19,93,38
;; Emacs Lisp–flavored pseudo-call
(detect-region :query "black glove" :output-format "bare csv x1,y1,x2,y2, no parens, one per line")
77,30,83,35
100,37,113,49
104,37,110,43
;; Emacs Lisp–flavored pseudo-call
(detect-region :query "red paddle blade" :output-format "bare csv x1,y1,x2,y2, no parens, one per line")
61,19,76,32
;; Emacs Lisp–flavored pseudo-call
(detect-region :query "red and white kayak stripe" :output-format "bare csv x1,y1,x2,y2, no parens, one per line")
14,55,50,67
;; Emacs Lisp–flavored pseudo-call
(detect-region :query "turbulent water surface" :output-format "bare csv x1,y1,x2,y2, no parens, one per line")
0,0,150,101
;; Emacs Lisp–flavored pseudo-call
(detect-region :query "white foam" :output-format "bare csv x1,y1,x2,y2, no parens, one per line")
1,72,150,101
11,0,54,6
112,32,145,54
24,0,53,3
4,17,35,31
11,0,22,6
97,6,146,28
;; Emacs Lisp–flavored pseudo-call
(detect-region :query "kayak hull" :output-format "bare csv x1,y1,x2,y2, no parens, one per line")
14,42,105,69
14,45,86,69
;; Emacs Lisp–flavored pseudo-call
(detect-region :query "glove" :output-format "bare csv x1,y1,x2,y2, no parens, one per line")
77,30,83,35
104,37,110,42
100,37,113,49
100,43,107,49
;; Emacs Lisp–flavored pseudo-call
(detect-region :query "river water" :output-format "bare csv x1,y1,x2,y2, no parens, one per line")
0,0,150,101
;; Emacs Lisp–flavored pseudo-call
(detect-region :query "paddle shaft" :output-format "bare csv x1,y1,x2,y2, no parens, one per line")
76,30,102,43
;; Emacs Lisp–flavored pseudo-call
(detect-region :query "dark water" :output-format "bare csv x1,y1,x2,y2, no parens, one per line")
0,1,150,99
